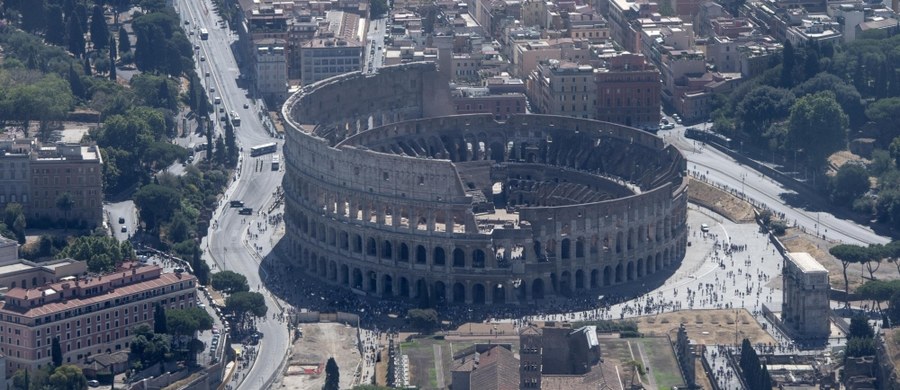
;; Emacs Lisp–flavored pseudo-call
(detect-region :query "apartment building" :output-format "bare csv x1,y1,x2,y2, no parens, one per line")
0,263,196,376
0,138,103,229
527,60,597,119
255,39,289,103
595,53,661,129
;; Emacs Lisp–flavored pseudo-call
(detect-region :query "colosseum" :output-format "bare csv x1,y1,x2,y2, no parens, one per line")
281,63,688,304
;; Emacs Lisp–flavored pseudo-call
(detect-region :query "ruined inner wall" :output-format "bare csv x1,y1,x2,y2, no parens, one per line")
281,63,689,304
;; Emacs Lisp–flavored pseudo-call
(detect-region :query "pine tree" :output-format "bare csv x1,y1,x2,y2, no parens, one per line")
324,357,340,390
109,35,117,61
21,0,47,33
45,5,66,45
67,14,86,58
205,119,213,160
215,135,226,165
83,57,92,76
109,57,117,81
68,63,85,99
74,3,88,32
781,40,795,88
117,27,130,53
153,304,167,334
51,337,62,367
90,5,109,51
224,115,237,167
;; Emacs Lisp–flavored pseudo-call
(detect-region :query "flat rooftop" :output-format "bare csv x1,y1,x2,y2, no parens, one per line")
787,252,828,273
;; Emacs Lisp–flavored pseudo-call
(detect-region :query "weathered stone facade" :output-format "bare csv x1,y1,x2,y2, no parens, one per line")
281,63,688,304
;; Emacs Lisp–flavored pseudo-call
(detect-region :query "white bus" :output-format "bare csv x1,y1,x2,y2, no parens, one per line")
200,28,209,40
271,155,280,171
250,142,277,157
231,111,241,126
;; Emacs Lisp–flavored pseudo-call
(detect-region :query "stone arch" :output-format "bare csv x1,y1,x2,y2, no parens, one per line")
532,278,545,300
515,280,527,302
434,281,447,303
415,245,427,264
367,271,377,292
561,238,571,259
575,269,585,289
472,249,486,268
399,277,410,297
453,248,465,267
399,243,409,262
339,231,349,250
340,264,349,285
328,227,336,246
560,271,572,294
603,266,612,286
627,261,635,281
382,275,394,296
381,240,393,259
416,279,429,300
590,269,599,289
366,237,377,256
453,283,466,303
434,247,446,266
319,257,327,278
575,237,585,258
647,255,654,274
329,261,337,281
353,234,362,253
627,228,634,250
473,283,486,304
655,253,662,272
616,232,623,253
352,268,363,289
615,264,623,283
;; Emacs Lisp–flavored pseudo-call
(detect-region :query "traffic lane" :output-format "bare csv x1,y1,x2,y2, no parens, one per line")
104,201,136,241
665,127,888,245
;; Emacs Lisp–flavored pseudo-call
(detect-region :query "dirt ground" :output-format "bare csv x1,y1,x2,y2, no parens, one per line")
688,178,756,223
780,228,897,292
629,309,776,346
277,323,361,390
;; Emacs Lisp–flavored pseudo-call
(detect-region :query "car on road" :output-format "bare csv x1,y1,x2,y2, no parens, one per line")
118,216,125,224
200,56,206,61
210,87,215,93
239,207,253,215
659,123,675,130
205,72,210,77
120,226,127,233
194,44,200,50
88,380,100,387
700,223,710,233
243,103,249,109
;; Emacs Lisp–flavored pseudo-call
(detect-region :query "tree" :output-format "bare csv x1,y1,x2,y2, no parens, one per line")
166,307,214,337
370,0,389,17
57,235,132,272
45,5,66,45
849,314,875,339
133,184,182,233
118,27,131,53
55,192,75,229
792,73,864,129
408,308,439,333
225,291,267,333
889,290,900,325
324,357,340,390
846,337,876,358
48,365,87,390
154,304,167,334
109,57,117,81
211,270,249,293
830,163,869,204
781,40,795,88
83,57,92,76
831,244,872,307
735,86,795,145
21,0,47,33
67,13,86,58
787,91,848,170
90,5,109,51
68,63,86,100
51,337,62,367
109,34,118,62
214,135,226,165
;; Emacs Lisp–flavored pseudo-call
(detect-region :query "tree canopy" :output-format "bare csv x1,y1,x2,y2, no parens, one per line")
211,271,249,294
787,91,848,169
57,235,134,272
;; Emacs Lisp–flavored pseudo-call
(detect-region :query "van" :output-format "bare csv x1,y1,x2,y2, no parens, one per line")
230,200,244,208
239,207,253,215
214,96,221,105
700,223,710,233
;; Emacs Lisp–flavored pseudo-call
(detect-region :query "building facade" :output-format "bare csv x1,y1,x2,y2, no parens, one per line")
0,139,103,228
595,53,661,129
0,264,196,376
299,39,363,85
255,40,289,103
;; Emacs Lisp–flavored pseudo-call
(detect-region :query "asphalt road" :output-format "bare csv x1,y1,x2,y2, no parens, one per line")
104,200,137,241
660,125,890,246
365,18,387,73
173,0,289,389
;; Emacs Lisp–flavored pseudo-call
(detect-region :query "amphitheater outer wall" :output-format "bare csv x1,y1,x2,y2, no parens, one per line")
281,63,688,304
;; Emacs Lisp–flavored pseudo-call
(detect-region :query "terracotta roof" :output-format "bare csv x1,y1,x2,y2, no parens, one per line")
0,271,195,318
468,345,520,390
